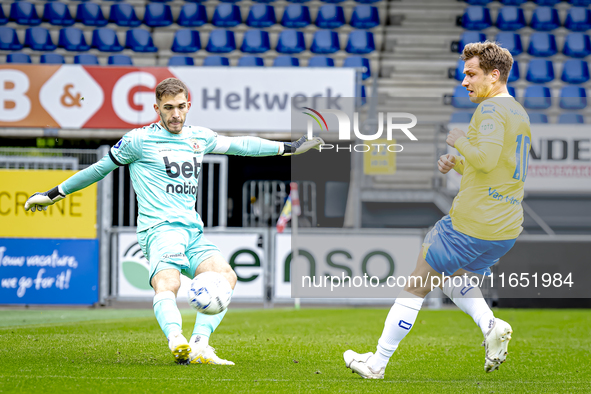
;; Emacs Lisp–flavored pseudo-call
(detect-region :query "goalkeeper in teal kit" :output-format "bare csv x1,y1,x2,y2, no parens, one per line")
25,78,323,365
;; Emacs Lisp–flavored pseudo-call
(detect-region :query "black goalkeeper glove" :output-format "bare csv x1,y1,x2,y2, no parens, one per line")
24,186,66,212
283,135,325,156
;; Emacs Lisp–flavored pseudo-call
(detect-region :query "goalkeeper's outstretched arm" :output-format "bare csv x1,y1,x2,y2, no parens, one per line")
24,154,119,212
210,135,324,157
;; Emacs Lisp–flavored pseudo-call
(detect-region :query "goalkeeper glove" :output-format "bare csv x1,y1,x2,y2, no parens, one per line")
283,135,325,156
24,186,66,212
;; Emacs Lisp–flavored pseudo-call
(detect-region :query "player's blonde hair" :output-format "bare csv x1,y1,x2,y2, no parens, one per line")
155,78,189,102
461,41,514,84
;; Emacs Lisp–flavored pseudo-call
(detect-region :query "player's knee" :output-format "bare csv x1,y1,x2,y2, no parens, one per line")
404,283,430,298
222,266,237,289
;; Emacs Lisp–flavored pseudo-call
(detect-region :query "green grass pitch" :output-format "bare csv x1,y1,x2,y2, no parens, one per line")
0,308,589,393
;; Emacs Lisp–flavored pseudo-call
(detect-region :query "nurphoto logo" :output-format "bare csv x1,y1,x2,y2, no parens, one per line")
302,107,419,152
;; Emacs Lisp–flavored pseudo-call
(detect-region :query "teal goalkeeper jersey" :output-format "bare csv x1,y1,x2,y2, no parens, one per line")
60,122,282,233
109,123,281,233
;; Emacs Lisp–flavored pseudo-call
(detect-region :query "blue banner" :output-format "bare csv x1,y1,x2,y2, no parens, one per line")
0,238,99,305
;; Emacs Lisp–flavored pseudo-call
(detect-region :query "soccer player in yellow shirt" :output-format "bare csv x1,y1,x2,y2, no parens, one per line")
345,41,531,379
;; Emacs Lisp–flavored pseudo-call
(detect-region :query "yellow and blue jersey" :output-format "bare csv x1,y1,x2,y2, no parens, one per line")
450,94,531,241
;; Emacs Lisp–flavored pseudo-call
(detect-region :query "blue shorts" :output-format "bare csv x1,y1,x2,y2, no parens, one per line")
137,222,221,287
422,216,516,276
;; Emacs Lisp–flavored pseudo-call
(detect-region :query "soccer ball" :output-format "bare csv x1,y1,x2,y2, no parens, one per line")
188,272,232,315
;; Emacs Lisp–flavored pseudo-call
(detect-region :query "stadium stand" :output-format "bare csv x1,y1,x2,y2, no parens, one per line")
203,55,230,66
281,4,311,28
74,54,100,65
108,3,141,27
240,29,271,53
76,2,107,27
24,27,55,51
108,54,133,65
9,2,41,26
560,86,587,110
58,27,90,52
92,28,124,52
350,5,380,29
40,53,65,64
212,4,242,28
530,6,560,31
563,33,591,58
276,30,306,54
310,30,340,54
246,5,276,28
177,3,207,28
143,3,173,28
343,56,371,80
316,5,346,29
42,2,74,27
346,31,375,54
125,29,157,52
558,113,585,123
495,32,522,56
206,29,236,53
168,55,194,66
561,59,590,84
308,55,335,67
237,55,265,66
6,53,32,63
171,30,201,53
0,27,22,51
496,6,526,31
526,59,555,83
527,33,557,57
272,55,300,67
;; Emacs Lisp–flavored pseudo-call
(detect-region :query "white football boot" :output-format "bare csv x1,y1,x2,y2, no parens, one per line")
189,338,235,365
482,318,513,373
168,332,192,365
343,350,385,379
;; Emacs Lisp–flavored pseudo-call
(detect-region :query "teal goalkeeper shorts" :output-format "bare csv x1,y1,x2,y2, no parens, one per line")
137,222,221,287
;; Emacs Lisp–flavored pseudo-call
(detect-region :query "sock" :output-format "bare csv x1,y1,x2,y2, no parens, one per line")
191,308,228,342
442,277,495,336
368,290,424,371
153,291,182,338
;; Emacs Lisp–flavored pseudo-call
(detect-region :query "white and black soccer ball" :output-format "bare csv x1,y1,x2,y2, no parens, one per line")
188,272,232,315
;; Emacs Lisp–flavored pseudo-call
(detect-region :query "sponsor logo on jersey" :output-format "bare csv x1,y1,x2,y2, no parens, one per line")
114,139,123,149
162,156,201,195
479,119,496,135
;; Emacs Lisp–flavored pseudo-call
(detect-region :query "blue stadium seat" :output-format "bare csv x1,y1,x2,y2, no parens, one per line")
346,31,375,54
125,28,157,52
316,5,345,29
563,33,591,58
311,30,340,54
507,85,516,97
7,53,32,63
453,59,465,81
24,27,56,51
527,33,557,57
206,29,236,53
530,7,560,31
285,0,310,3
74,54,99,65
456,32,486,53
76,3,107,27
533,0,561,5
109,3,141,27
354,0,381,3
568,0,591,5
343,56,371,80
323,0,345,3
499,0,527,5
91,28,123,52
558,113,585,124
237,55,265,67
58,27,90,51
40,53,65,64
564,7,591,32
177,3,207,27
241,29,270,53
465,0,493,5
559,86,587,110
273,55,299,67
350,5,379,29
528,112,549,123
561,59,590,84
246,4,276,27
143,3,173,28
526,59,554,83
281,5,311,28
523,85,552,109
108,54,133,65
451,85,478,109
461,6,492,30
253,0,276,3
42,2,74,26
496,6,526,31
308,55,335,67
495,32,522,56
171,30,201,53
276,30,305,53
450,112,473,123
0,5,6,25
9,2,41,25
219,0,241,3
0,27,23,50
203,55,230,66
168,56,194,66
508,60,520,82
212,4,242,27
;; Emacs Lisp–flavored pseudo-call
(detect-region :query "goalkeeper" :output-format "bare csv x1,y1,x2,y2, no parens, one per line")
25,77,323,365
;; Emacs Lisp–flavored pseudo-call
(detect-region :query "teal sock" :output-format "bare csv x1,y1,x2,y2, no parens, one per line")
153,291,182,338
192,308,228,340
